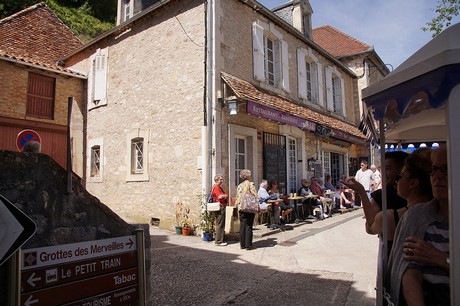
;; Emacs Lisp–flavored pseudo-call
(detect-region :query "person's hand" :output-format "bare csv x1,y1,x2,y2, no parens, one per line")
341,178,365,194
403,236,449,269
218,194,227,200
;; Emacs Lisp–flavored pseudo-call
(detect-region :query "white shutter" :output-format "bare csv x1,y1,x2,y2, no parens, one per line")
340,77,346,116
280,39,290,91
297,48,307,99
93,51,107,102
317,62,324,106
252,22,265,81
325,66,333,111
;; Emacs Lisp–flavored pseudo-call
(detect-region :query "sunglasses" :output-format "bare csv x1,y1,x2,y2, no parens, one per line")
431,165,448,176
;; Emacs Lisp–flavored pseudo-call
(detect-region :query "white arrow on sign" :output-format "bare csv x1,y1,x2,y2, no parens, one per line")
0,195,36,266
27,272,41,287
25,295,38,306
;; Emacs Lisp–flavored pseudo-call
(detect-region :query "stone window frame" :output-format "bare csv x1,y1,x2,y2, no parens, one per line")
297,47,323,106
87,137,104,183
126,129,150,182
252,20,290,92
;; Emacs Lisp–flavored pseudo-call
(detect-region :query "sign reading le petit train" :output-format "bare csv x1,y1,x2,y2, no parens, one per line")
21,236,138,306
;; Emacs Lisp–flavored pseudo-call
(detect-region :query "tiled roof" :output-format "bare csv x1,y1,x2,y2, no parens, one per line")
221,72,366,140
312,25,372,58
0,2,83,75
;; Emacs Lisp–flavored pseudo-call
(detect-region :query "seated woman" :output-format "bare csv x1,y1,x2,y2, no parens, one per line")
340,189,355,208
257,180,280,224
268,181,291,224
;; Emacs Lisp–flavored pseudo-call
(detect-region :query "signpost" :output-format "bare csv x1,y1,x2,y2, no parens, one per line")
16,129,42,152
20,235,142,306
0,195,36,266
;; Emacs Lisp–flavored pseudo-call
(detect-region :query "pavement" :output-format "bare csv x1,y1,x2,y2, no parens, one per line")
149,206,378,305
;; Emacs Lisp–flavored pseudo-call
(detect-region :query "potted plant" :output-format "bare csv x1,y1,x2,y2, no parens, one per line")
200,210,215,241
181,219,192,236
175,202,184,234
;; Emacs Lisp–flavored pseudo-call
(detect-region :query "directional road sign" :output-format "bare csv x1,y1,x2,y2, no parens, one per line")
0,194,37,266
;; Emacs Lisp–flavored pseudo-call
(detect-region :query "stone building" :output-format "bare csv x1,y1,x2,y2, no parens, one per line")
62,0,382,228
0,3,86,175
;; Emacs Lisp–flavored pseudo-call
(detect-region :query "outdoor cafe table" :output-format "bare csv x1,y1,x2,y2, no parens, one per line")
287,195,317,222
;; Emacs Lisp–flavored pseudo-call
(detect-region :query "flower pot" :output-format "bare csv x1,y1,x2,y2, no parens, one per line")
175,226,182,235
181,227,191,236
203,232,213,241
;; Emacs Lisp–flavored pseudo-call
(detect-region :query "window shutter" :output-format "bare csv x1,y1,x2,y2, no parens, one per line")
252,22,265,81
340,77,346,116
325,67,333,111
316,62,324,106
297,48,307,99
93,52,107,103
280,39,290,91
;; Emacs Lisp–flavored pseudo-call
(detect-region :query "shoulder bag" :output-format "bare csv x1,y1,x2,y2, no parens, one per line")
206,189,221,212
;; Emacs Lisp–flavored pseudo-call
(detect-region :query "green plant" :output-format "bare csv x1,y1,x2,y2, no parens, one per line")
200,211,216,233
176,202,191,228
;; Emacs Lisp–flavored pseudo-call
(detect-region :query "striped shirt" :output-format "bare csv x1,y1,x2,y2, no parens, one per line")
409,221,449,285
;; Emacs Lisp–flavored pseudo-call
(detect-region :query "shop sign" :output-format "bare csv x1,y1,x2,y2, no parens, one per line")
247,101,316,131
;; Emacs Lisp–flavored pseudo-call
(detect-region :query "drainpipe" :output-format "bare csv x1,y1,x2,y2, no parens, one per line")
203,0,214,198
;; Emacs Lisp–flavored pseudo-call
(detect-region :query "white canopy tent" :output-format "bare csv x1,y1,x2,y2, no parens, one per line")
362,22,460,305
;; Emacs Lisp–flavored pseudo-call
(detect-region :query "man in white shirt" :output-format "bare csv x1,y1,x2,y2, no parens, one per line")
354,160,373,205
370,164,381,192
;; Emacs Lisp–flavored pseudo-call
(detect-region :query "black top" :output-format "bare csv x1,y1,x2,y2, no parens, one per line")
371,184,407,211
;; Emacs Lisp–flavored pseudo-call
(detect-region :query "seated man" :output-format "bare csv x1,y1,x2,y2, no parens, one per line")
258,180,281,225
309,177,332,218
298,179,315,219
339,189,355,208
268,181,291,224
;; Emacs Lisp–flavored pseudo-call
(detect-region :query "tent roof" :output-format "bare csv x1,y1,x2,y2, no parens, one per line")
362,22,460,122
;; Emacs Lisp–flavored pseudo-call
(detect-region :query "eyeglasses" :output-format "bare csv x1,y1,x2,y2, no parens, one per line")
431,165,448,176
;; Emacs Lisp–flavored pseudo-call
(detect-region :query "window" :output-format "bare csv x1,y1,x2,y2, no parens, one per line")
123,0,131,22
228,124,258,197
332,77,343,114
131,138,144,174
90,48,108,109
126,129,149,182
234,137,246,186
325,66,345,115
252,21,289,91
26,73,55,119
264,36,278,86
87,137,103,183
297,48,323,105
287,138,297,194
90,145,101,177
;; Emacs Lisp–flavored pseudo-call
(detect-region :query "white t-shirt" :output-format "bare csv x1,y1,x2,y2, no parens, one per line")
355,169,373,191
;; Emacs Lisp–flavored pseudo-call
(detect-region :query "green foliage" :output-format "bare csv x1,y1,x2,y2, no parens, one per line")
422,0,460,37
0,0,116,43
46,0,114,43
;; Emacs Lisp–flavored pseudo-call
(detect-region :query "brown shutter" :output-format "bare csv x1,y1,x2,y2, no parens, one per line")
26,73,55,119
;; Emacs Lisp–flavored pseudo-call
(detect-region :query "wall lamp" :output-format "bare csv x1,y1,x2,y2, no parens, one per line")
227,99,238,115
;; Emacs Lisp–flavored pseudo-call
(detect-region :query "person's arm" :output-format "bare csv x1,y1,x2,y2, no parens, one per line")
369,209,396,237
402,268,425,306
343,178,381,233
403,236,450,272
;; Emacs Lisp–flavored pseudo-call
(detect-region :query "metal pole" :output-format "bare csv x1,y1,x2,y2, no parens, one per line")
7,250,20,306
66,96,73,194
136,229,146,305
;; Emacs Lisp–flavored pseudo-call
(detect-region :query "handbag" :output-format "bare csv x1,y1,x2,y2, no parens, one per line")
239,191,259,213
206,191,221,212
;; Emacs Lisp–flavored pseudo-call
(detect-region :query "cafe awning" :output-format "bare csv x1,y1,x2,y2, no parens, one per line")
221,72,366,144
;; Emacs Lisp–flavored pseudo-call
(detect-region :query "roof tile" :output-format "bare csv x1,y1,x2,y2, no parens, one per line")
312,25,372,57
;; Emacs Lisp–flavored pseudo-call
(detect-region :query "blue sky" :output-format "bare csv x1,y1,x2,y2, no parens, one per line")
259,0,460,70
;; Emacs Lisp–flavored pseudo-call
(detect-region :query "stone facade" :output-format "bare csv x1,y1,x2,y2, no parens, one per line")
64,0,370,230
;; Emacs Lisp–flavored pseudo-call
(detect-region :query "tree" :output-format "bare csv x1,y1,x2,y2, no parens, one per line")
423,0,460,37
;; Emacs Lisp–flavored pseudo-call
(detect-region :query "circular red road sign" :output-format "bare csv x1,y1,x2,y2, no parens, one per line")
16,129,42,152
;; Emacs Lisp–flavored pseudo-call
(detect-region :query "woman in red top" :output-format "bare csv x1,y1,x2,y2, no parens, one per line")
211,174,228,246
